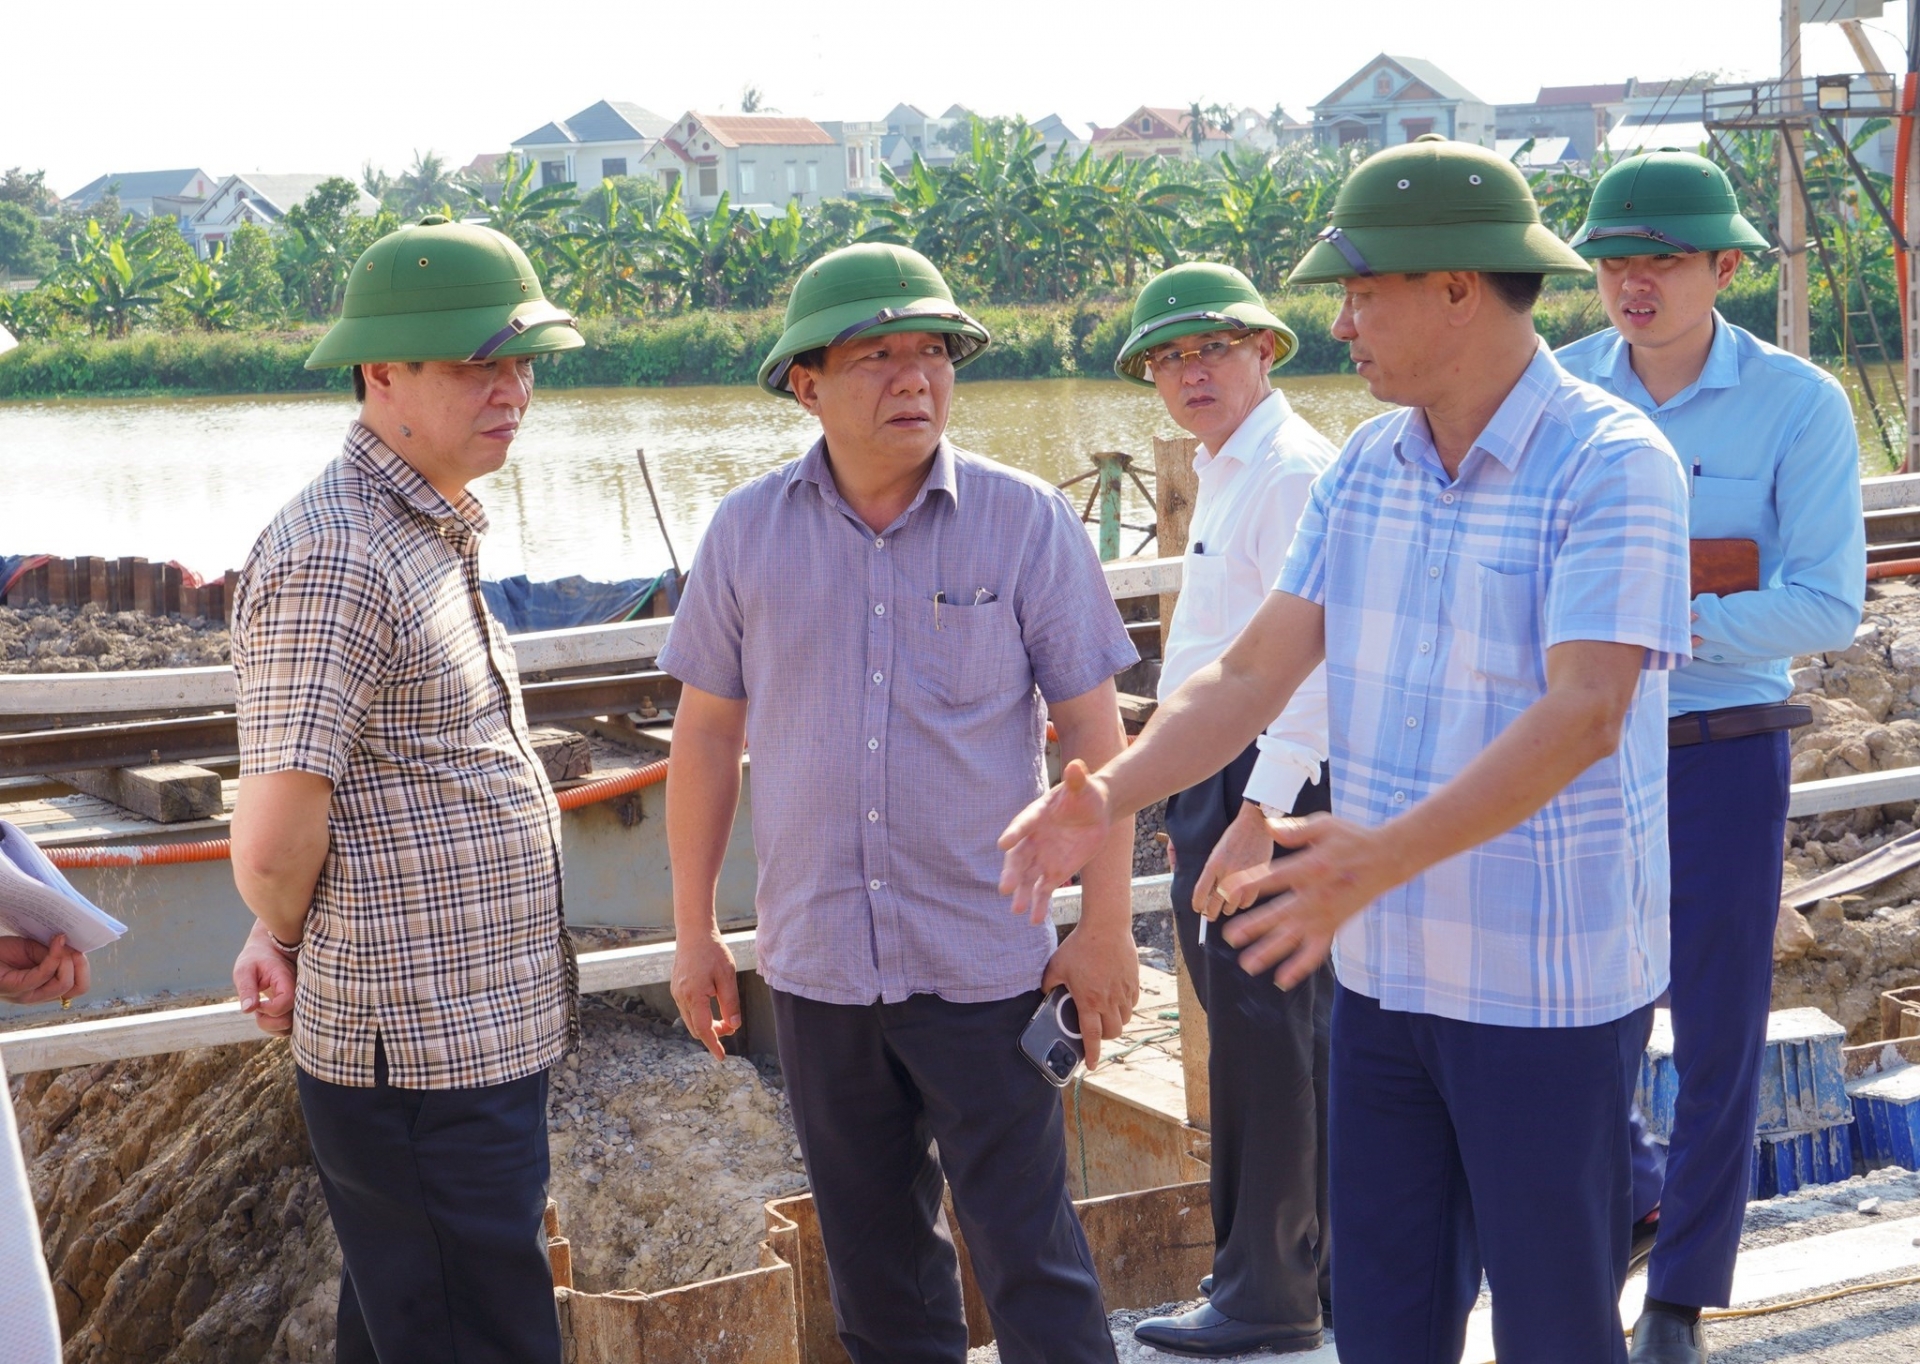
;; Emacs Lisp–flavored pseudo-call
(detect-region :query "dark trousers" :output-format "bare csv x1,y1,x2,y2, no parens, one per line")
295,1041,560,1364
770,989,1116,1364
1633,729,1791,1308
1168,751,1331,1328
1331,986,1650,1364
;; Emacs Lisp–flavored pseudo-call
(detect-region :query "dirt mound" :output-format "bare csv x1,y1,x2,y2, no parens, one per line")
0,605,230,675
9,994,805,1362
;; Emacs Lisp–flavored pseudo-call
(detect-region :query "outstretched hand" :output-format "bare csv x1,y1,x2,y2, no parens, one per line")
0,934,89,1006
998,759,1115,924
1218,814,1402,990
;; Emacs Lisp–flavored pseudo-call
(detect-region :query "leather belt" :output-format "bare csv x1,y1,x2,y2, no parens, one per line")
1668,702,1813,748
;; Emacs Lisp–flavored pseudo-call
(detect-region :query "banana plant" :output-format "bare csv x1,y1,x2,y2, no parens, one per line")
174,244,241,331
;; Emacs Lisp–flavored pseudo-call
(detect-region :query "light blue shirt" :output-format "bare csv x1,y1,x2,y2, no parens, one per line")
1278,342,1692,1028
1557,314,1866,715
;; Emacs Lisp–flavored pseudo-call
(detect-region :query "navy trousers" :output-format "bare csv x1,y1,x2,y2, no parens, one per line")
1331,986,1650,1364
770,989,1116,1364
295,1041,560,1364
1634,729,1791,1308
1168,750,1331,1328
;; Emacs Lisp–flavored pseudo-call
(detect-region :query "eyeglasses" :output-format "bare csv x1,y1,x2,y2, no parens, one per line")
1580,225,1702,254
1145,332,1256,378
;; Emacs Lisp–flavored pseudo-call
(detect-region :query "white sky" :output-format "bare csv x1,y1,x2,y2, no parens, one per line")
4,0,1913,197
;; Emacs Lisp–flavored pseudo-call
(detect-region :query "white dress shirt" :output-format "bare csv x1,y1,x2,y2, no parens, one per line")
1158,389,1335,813
1,1057,61,1364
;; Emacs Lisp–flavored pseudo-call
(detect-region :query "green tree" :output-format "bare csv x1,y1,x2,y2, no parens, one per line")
388,150,460,218
0,168,57,215
174,244,242,331
276,177,373,319
0,202,56,279
46,218,181,337
224,222,287,322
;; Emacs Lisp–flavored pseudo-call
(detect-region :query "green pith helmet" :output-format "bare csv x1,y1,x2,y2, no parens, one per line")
1290,135,1590,286
1113,262,1299,387
1570,151,1769,259
757,243,990,398
305,217,583,370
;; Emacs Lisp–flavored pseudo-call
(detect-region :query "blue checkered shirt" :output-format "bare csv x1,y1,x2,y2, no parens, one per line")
1277,343,1692,1027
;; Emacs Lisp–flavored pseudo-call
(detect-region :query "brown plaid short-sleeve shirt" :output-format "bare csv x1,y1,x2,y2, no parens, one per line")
233,421,576,1089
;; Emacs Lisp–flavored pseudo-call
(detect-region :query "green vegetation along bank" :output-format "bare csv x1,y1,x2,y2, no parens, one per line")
0,272,1782,400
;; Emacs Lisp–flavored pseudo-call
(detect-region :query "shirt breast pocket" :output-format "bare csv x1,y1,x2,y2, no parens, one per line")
1178,549,1230,637
1468,561,1543,690
1690,474,1771,540
913,600,1030,708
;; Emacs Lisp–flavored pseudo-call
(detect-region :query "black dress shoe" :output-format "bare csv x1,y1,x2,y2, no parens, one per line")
1132,1303,1323,1357
1628,1209,1660,1277
1628,1308,1706,1363
1197,1273,1212,1298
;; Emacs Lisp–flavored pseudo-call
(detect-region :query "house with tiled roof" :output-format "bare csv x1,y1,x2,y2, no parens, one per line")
185,173,378,258
64,169,218,226
1310,55,1494,150
1496,83,1631,162
510,100,673,191
1089,106,1231,161
638,111,845,214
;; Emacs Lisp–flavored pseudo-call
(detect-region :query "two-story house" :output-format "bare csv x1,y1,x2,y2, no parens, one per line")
1496,84,1629,164
640,112,844,214
1089,106,1231,161
185,173,379,257
511,100,673,191
879,103,972,171
1311,55,1494,150
818,120,891,197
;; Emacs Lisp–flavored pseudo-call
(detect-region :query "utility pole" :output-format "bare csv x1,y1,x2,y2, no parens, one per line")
1907,2,1920,470
1780,0,1813,357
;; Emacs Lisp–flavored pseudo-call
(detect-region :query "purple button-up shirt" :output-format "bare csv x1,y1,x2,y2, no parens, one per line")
659,437,1138,1006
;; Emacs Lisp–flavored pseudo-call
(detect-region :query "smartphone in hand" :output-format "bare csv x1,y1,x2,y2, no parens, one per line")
1019,984,1085,1087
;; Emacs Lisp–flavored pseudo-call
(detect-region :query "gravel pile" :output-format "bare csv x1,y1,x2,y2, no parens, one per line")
0,603,230,673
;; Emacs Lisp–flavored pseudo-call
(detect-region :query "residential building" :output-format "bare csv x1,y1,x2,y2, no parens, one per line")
1310,55,1495,149
879,103,972,171
1223,105,1313,156
640,111,844,214
63,169,217,223
1496,84,1629,163
1089,106,1232,161
1493,136,1581,170
1032,113,1092,168
1601,75,1715,156
185,173,379,257
510,100,672,191
818,120,891,197
460,152,512,206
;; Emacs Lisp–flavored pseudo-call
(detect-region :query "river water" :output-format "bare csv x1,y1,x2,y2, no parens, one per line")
0,368,1893,583
0,377,1393,582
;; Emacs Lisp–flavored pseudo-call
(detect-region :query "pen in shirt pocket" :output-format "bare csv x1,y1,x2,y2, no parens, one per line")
1690,459,1700,498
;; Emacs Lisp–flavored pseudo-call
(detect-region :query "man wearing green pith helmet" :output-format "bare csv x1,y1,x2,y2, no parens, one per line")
1560,151,1866,1364
1114,263,1337,1356
227,216,583,1364
997,137,1692,1363
661,243,1139,1362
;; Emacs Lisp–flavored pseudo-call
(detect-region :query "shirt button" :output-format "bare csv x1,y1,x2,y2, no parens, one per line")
1392,791,1407,805
1428,566,1440,579
867,737,879,751
868,810,879,822
873,671,884,684
1419,641,1431,654
869,879,881,891
1406,716,1418,727
1442,493,1455,504
874,603,886,616
874,537,885,549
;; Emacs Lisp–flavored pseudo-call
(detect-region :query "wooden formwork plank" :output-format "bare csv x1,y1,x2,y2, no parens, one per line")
58,763,224,823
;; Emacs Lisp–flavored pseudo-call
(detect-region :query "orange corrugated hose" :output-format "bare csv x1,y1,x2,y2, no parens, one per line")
43,759,671,869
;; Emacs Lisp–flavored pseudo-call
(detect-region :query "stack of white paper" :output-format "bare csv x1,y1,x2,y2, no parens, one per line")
0,821,126,953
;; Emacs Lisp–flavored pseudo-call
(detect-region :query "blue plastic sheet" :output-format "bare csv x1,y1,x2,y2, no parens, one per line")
480,570,680,634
